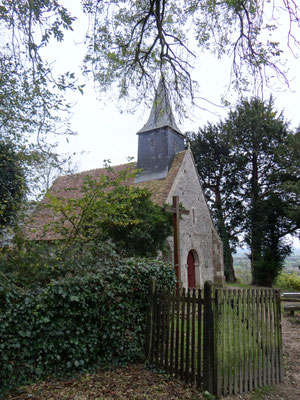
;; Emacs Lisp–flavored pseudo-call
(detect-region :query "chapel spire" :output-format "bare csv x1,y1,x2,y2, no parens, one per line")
138,78,182,135
135,78,185,183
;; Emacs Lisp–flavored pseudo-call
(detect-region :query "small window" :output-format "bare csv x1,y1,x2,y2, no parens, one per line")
192,208,195,224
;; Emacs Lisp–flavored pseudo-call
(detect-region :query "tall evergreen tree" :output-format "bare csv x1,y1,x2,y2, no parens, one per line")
188,123,246,282
228,97,298,285
189,98,299,286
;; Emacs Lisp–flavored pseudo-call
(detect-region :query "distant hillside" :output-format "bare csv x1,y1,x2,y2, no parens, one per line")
233,248,300,274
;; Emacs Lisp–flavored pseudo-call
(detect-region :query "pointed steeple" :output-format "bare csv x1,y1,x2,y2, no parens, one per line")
135,78,185,183
138,78,183,135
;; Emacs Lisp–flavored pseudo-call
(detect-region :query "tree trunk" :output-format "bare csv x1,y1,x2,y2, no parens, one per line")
250,150,262,285
215,190,236,283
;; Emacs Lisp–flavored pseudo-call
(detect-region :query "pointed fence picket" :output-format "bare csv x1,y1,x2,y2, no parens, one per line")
145,281,283,398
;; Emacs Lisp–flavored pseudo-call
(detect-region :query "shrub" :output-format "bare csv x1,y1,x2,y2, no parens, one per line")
0,258,175,395
274,272,300,291
0,234,123,289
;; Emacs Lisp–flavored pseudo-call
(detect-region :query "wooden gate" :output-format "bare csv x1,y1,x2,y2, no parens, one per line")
145,281,284,398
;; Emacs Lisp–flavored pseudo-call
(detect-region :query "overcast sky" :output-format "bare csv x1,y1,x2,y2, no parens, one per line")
43,0,300,173
41,1,299,248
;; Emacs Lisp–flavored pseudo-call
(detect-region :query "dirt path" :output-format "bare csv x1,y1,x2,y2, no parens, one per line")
263,314,299,399
5,315,299,400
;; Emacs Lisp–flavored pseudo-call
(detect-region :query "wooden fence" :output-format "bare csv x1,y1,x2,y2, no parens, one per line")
145,281,284,398
281,292,300,315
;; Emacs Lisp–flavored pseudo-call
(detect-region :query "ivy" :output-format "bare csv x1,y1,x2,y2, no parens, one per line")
0,258,175,395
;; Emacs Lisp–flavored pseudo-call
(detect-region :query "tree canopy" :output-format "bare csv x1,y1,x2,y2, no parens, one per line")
0,0,80,199
187,122,245,282
0,141,25,236
82,0,300,111
1,1,299,130
44,164,172,258
1,1,299,123
189,97,299,286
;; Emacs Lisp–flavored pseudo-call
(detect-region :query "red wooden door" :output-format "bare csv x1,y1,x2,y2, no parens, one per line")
187,251,196,288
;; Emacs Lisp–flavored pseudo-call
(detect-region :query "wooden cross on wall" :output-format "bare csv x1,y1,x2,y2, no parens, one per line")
164,196,189,285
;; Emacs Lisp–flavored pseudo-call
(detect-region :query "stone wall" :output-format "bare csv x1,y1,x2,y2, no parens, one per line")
166,150,225,288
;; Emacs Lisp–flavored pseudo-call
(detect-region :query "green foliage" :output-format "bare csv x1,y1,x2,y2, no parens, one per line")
229,98,297,286
2,0,299,117
203,391,216,400
82,0,299,111
274,272,300,291
0,231,124,288
278,130,300,228
189,97,299,287
250,385,276,400
44,164,172,259
0,163,171,288
0,1,79,199
0,141,25,235
101,191,172,257
254,250,286,287
0,258,176,395
187,123,243,282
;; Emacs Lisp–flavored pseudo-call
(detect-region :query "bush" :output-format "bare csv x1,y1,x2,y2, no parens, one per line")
0,258,175,395
274,272,300,291
0,234,123,289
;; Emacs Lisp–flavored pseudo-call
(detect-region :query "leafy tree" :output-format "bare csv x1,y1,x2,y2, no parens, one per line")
253,130,300,285
82,0,300,110
100,191,173,257
228,97,298,285
43,164,172,258
0,141,25,236
2,1,299,114
187,124,244,282
278,130,300,228
189,97,299,286
0,1,80,199
0,164,172,287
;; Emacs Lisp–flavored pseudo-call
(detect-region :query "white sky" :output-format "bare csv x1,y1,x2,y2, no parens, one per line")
43,0,300,173
42,0,299,248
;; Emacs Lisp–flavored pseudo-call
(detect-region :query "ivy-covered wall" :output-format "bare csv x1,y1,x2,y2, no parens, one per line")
0,258,175,395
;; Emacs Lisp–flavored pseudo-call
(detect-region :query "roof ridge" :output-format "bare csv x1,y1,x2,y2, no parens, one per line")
55,161,137,181
25,152,187,240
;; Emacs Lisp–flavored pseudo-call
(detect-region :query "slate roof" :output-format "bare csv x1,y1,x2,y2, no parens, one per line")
137,78,183,136
26,151,186,240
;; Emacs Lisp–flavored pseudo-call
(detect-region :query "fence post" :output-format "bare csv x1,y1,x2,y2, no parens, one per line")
275,289,284,382
145,277,157,360
214,289,221,398
203,281,214,394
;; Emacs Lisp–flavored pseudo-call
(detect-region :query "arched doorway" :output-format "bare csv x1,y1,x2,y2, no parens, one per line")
187,250,196,288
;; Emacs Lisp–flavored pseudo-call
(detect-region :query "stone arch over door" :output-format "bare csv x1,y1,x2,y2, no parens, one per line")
186,249,202,288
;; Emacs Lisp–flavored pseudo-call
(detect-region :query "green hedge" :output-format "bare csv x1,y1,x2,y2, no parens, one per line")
274,272,300,291
0,258,175,395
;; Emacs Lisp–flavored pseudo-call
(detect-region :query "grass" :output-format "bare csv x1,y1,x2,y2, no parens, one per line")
250,385,276,399
151,288,282,398
226,282,254,289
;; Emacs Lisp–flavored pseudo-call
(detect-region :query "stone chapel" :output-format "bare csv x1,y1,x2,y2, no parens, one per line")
27,80,225,288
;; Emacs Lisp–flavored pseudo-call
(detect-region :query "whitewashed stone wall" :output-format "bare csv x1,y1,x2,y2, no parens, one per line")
166,150,225,288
